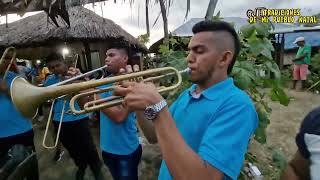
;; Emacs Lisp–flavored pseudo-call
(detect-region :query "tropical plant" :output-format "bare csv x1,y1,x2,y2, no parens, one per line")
307,51,320,91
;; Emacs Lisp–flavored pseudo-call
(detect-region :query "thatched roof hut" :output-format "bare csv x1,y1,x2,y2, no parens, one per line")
0,6,147,71
0,6,146,51
0,0,108,15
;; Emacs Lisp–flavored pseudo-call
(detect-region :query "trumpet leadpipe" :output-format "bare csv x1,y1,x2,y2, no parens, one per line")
143,67,190,82
71,67,190,114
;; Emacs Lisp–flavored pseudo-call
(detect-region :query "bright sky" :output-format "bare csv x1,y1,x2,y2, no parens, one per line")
0,0,319,46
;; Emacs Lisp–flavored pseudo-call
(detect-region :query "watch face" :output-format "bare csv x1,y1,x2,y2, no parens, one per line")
144,106,157,120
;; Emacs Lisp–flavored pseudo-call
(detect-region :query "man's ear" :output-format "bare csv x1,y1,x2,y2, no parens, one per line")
123,55,129,64
219,51,233,69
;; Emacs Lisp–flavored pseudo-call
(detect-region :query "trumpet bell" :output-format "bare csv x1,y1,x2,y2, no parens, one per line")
10,77,43,119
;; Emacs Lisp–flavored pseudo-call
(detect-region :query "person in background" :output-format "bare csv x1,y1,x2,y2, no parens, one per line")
36,63,51,122
44,53,103,180
280,106,320,180
67,42,142,180
97,44,142,180
16,60,38,82
0,54,39,180
292,37,312,90
38,63,50,84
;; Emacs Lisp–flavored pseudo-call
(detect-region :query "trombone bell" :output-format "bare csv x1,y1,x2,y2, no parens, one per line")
10,77,42,119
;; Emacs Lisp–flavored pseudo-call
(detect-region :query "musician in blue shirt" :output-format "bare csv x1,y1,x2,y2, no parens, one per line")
114,21,258,180
43,53,102,180
0,56,38,179
98,44,141,180
68,43,142,180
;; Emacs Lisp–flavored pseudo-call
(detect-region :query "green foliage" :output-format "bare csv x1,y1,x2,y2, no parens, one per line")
234,22,290,144
212,11,223,21
307,52,320,91
271,147,287,171
137,34,150,45
144,37,191,105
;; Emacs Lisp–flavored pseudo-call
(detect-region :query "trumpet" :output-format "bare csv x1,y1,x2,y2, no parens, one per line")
0,47,16,80
11,67,189,120
70,68,190,115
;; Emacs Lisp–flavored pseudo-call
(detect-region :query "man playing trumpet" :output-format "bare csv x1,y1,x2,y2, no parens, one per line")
114,21,258,180
68,42,143,180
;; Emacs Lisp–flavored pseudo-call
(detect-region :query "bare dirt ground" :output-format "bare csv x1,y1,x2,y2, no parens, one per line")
31,89,320,180
249,89,320,179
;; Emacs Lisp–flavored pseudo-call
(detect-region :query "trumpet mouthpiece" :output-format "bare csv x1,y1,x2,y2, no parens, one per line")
180,68,190,75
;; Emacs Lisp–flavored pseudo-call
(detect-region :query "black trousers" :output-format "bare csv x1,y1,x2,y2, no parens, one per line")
0,130,39,180
53,119,102,174
0,130,35,156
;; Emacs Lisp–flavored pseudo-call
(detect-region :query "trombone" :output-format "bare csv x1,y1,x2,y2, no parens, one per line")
11,67,189,119
42,64,108,149
42,54,106,149
42,54,81,149
11,66,188,149
0,47,16,80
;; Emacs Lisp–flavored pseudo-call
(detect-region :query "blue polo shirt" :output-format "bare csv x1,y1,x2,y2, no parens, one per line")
0,71,32,138
98,84,139,155
158,78,258,180
43,74,88,122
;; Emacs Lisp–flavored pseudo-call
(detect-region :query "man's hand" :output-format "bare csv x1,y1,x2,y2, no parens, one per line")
65,67,82,80
59,67,84,84
114,81,163,111
280,151,310,180
0,80,9,96
113,64,163,111
98,64,141,123
0,80,7,91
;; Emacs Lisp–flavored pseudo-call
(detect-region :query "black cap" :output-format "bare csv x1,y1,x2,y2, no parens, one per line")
296,106,320,159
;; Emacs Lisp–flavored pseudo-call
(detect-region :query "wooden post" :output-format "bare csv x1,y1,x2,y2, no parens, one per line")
279,33,285,70
83,42,92,71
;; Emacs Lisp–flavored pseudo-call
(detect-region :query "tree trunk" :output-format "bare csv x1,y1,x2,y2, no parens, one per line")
205,0,218,20
158,0,169,38
145,0,150,37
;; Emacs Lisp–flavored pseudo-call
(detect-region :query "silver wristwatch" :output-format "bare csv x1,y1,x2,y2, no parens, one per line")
144,99,167,121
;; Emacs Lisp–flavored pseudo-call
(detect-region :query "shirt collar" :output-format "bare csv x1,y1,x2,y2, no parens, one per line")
188,77,234,100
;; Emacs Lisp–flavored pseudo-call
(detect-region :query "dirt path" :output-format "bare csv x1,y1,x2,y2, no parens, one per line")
249,89,320,179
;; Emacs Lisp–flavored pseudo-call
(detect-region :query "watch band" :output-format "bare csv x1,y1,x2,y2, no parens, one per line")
144,99,168,121
153,99,167,113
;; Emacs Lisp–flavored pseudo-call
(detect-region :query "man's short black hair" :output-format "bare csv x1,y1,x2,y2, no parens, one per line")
109,41,130,57
192,20,241,74
45,53,64,65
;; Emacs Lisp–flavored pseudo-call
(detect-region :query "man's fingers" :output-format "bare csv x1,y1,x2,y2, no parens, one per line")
126,65,133,73
67,67,81,77
133,64,140,72
113,86,131,96
119,81,137,88
119,68,126,75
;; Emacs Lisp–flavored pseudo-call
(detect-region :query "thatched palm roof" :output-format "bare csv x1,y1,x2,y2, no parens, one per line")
0,0,108,15
0,6,147,52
